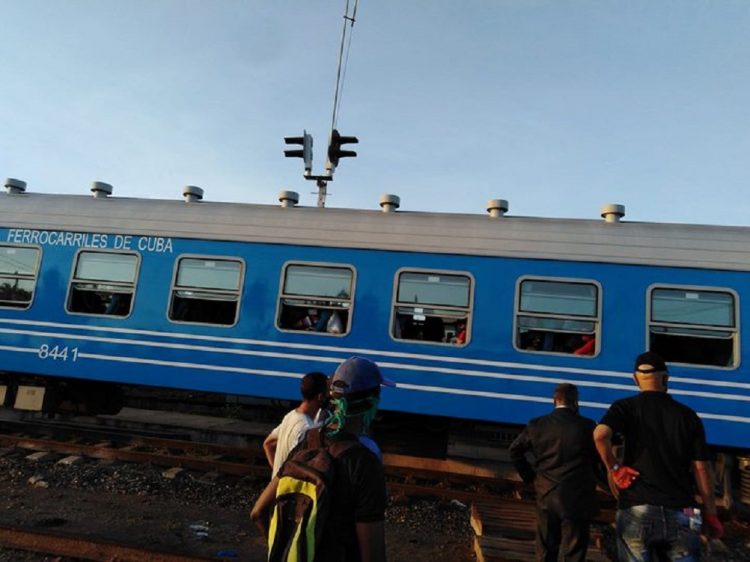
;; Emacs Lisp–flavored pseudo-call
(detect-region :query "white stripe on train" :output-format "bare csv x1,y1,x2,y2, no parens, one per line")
1,318,749,393
3,344,748,424
1,325,749,409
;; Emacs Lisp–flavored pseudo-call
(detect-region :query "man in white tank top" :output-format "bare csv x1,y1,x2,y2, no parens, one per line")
263,371,328,477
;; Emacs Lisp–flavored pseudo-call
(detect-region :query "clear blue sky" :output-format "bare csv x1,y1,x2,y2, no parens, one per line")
2,1,749,225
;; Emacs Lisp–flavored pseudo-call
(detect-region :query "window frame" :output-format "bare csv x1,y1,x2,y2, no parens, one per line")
389,267,475,347
167,254,245,328
646,283,740,370
275,261,357,337
65,248,141,319
513,275,602,358
0,243,42,310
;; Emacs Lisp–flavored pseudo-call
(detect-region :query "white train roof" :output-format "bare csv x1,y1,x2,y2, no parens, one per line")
1,191,749,272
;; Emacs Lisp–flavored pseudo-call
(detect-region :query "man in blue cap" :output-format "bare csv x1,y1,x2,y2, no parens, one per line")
252,356,394,562
317,356,394,562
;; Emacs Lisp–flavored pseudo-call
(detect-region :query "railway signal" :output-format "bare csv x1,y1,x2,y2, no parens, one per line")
283,129,359,207
326,129,358,172
284,130,313,176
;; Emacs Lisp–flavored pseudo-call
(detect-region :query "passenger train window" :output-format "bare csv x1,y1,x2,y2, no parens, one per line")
515,278,600,356
67,251,138,317
0,245,41,309
648,286,737,368
276,263,354,335
169,257,243,326
391,270,472,345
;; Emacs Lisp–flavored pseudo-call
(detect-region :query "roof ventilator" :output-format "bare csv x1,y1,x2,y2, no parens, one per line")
486,199,509,218
601,203,625,223
91,181,113,198
4,178,26,194
183,185,204,203
278,190,299,208
379,194,400,213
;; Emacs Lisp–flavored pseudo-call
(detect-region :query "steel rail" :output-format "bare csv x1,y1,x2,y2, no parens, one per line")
0,523,220,562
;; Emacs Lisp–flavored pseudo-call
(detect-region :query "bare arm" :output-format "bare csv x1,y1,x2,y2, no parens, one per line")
593,424,617,470
692,460,717,516
356,521,386,562
594,423,639,492
263,434,278,469
250,476,280,538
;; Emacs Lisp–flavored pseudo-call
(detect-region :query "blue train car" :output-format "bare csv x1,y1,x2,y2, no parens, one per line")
0,183,748,449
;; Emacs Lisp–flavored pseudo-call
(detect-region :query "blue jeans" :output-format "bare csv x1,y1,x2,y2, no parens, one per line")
616,505,701,562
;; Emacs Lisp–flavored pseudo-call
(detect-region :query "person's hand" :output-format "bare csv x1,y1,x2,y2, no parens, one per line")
704,513,724,539
611,465,639,489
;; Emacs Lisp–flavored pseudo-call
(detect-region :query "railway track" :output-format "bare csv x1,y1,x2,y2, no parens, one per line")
0,415,745,562
0,523,220,562
0,417,518,503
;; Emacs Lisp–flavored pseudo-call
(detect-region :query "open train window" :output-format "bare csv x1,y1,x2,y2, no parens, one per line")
276,263,354,336
0,245,41,309
514,277,600,356
169,257,243,326
391,270,473,345
648,286,738,368
67,251,139,317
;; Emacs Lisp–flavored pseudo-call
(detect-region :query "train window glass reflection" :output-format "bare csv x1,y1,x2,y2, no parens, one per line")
169,257,243,326
649,287,737,368
277,263,354,335
515,279,599,356
392,271,472,345
67,251,138,317
0,245,41,309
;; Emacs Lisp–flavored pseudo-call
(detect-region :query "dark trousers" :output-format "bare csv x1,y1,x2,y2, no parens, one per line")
536,506,590,562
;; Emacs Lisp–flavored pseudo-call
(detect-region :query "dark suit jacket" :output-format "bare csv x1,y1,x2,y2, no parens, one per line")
509,407,600,520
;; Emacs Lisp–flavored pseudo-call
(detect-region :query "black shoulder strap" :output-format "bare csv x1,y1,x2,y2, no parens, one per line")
304,427,362,458
328,438,360,459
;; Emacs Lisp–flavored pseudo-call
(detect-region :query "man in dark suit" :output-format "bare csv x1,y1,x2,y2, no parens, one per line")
509,383,600,562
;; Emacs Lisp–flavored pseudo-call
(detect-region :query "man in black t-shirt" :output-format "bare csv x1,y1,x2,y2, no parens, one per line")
252,356,394,562
594,352,723,562
314,356,394,561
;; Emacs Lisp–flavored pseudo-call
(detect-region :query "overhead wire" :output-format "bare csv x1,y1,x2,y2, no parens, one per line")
330,0,359,132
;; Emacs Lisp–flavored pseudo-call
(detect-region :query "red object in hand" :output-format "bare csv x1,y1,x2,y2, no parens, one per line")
704,513,724,539
612,465,640,489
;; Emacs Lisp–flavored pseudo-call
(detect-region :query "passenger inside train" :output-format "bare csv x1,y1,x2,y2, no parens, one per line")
394,313,467,345
518,331,596,355
278,303,349,335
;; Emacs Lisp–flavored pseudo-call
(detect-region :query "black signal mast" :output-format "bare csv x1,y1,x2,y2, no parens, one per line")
284,0,360,208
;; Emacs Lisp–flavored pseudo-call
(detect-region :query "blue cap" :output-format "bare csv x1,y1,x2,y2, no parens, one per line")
330,357,396,396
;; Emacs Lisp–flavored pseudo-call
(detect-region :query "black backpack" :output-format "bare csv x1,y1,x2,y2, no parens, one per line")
267,427,358,562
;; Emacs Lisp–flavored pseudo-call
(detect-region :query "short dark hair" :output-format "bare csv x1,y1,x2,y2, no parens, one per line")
300,371,328,400
553,383,578,406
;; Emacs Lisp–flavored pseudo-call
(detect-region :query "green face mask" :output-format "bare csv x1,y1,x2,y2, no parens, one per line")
324,395,380,435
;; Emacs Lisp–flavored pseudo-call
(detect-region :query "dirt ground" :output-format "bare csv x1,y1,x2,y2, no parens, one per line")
0,449,474,561
1,448,749,562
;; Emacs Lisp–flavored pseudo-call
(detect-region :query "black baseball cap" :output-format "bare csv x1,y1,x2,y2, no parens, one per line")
634,351,668,374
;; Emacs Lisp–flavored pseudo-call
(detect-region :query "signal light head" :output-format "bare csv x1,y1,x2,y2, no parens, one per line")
327,129,358,170
283,130,313,173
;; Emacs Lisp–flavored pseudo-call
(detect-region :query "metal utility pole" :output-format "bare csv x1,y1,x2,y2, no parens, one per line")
282,0,361,207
